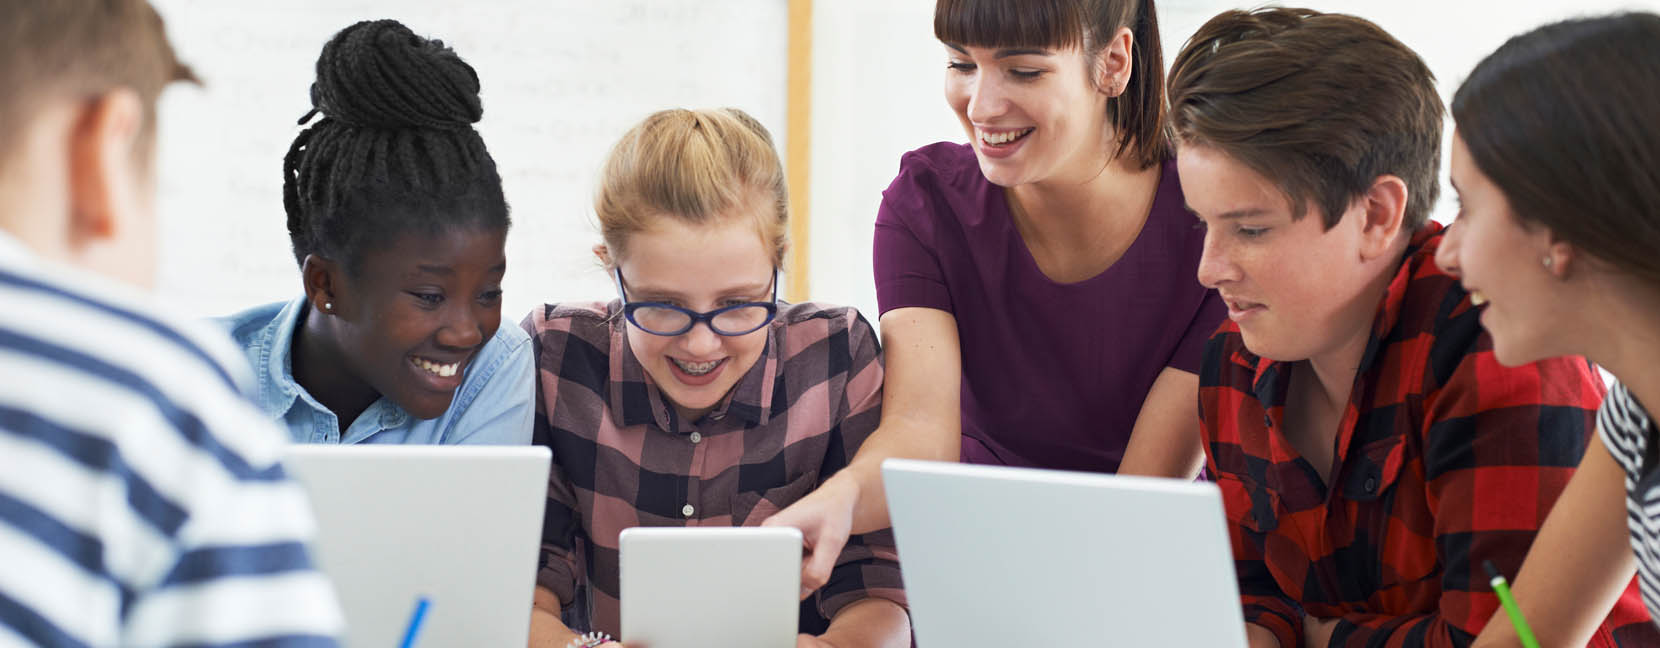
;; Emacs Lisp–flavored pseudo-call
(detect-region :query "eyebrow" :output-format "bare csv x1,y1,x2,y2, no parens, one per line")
414,262,507,276
632,281,773,301
944,43,1052,58
1187,206,1274,220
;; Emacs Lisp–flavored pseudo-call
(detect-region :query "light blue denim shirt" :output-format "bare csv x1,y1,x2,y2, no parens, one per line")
216,296,534,445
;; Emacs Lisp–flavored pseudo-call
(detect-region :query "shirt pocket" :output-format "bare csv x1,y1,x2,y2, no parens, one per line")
730,474,818,527
1339,434,1435,591
1216,473,1281,534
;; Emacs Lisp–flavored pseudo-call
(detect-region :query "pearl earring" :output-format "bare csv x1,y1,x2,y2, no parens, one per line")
1542,257,1554,269
324,302,333,311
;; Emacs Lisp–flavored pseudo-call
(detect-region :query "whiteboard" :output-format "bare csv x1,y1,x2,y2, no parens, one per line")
149,0,789,324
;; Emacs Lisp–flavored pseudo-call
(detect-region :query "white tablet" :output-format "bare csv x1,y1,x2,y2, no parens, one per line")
619,526,803,648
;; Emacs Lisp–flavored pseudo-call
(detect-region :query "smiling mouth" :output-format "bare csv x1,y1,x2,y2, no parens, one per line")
670,357,725,377
413,355,462,378
979,127,1034,146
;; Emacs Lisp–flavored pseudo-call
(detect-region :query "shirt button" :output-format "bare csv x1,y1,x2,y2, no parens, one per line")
1263,414,1273,428
682,504,695,517
689,431,702,444
1364,477,1378,493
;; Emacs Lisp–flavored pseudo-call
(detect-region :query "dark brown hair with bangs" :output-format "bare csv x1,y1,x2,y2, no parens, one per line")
935,0,1171,169
1167,7,1443,231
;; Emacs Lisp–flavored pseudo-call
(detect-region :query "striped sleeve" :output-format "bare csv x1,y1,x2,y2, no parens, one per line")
0,262,342,647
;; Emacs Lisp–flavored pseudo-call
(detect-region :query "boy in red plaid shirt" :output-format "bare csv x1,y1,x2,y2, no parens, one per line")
1167,8,1655,647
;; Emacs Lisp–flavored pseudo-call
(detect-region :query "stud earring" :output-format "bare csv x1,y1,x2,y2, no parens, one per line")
323,302,333,312
1542,256,1554,269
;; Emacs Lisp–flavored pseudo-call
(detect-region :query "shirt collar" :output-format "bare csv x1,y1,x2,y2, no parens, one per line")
605,300,779,432
1234,222,1446,404
258,295,410,429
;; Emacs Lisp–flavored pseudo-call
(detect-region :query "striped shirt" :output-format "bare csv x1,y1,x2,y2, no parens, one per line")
1599,380,1660,624
0,232,342,647
523,300,905,638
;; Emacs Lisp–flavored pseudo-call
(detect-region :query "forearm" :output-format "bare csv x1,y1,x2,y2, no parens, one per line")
817,598,910,648
1245,622,1283,648
1117,367,1204,479
838,416,958,534
1472,434,1635,647
528,586,584,648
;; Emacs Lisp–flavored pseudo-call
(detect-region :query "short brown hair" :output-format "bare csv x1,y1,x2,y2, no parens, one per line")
1454,13,1660,287
0,0,196,159
935,0,1171,169
1168,7,1442,230
595,108,789,268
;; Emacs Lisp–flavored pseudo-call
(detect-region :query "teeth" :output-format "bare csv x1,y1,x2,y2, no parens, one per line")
1469,291,1488,306
415,357,460,378
979,128,1033,145
671,357,721,376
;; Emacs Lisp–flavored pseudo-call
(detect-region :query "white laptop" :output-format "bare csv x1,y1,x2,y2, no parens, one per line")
883,458,1247,647
619,526,802,648
282,444,551,648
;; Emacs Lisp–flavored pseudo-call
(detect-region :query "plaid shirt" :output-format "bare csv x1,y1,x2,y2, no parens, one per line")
522,300,904,637
1199,223,1656,647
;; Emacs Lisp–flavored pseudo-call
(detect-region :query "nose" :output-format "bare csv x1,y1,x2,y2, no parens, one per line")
1434,220,1463,278
1196,230,1240,288
965,72,1008,125
678,320,723,357
435,301,486,350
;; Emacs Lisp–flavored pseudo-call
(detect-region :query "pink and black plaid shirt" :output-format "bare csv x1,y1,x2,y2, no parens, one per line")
522,300,904,636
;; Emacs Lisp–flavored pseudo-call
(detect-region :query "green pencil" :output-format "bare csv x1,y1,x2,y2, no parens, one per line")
1484,560,1539,648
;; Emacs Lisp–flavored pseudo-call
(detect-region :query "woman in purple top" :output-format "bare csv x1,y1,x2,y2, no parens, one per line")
766,0,1226,594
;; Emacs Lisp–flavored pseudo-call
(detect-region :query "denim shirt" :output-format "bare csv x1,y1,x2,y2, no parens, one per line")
216,296,534,445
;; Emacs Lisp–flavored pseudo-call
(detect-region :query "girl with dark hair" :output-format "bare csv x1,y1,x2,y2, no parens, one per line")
1436,13,1660,646
767,0,1225,594
219,19,533,446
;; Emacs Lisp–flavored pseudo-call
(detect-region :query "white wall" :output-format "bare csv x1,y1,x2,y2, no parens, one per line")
807,0,1660,325
147,1,1660,325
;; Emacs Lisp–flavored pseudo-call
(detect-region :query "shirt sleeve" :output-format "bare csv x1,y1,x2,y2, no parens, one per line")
1326,351,1603,647
521,312,586,609
122,411,344,646
1198,332,1303,648
815,309,907,620
1167,289,1227,374
446,324,536,446
873,152,953,316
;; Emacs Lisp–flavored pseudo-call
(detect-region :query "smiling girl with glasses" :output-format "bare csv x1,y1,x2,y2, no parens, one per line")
521,108,909,648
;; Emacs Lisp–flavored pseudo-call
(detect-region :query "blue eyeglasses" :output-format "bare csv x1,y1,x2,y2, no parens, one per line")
615,268,780,336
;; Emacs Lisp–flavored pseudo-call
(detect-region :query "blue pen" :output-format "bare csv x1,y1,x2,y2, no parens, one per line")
397,596,431,648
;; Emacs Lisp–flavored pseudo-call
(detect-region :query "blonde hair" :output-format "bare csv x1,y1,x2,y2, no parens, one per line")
595,107,789,267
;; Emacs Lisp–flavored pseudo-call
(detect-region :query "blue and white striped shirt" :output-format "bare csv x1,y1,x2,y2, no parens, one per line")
0,232,343,647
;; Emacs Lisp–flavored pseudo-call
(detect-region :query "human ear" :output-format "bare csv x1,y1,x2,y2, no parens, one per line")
66,89,145,252
1095,26,1135,97
302,254,344,316
1357,175,1408,261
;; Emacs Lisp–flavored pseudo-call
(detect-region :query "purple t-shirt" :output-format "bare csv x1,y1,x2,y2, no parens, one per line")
874,142,1225,473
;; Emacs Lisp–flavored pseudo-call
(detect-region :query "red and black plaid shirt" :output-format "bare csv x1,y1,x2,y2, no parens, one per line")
1199,223,1656,647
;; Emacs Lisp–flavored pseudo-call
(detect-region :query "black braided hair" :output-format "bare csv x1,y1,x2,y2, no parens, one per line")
282,19,509,272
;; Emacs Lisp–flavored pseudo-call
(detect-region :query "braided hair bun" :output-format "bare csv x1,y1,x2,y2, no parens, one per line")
283,19,508,271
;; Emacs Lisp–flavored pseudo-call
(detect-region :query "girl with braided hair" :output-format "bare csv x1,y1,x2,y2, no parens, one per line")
219,19,533,446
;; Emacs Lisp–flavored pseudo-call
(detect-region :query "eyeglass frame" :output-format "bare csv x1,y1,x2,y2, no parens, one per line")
613,267,780,336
